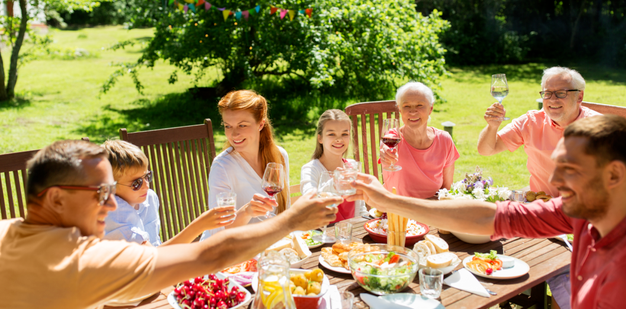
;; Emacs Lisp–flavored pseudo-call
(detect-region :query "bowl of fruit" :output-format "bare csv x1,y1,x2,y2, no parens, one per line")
252,268,329,309
348,243,419,295
168,273,252,309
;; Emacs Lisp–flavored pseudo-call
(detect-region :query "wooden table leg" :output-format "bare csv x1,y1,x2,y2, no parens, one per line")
506,281,547,309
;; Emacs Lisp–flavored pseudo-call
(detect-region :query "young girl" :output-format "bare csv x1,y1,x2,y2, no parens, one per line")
300,109,367,223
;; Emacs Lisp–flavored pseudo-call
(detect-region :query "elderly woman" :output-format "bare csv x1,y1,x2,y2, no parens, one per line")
380,82,460,199
200,90,290,240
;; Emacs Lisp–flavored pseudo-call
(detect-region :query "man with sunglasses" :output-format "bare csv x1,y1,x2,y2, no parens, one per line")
0,140,340,309
477,68,601,309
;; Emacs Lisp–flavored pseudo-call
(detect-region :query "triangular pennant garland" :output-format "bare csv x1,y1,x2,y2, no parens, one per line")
222,9,230,20
305,8,313,18
270,6,278,15
183,3,188,12
280,9,287,19
288,10,296,21
188,3,196,13
242,11,249,20
204,2,211,10
169,3,313,21
196,0,205,7
235,11,242,20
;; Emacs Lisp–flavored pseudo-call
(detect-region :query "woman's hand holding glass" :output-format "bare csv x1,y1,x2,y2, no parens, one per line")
245,193,278,218
259,162,285,220
381,118,402,171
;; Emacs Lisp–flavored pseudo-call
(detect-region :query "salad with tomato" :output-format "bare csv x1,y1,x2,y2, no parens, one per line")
350,252,417,295
467,250,503,275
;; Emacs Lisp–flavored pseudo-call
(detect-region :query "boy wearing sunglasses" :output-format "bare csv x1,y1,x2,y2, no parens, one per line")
102,140,235,246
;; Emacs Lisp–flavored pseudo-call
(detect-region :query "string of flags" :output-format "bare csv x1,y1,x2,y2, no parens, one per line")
168,0,314,21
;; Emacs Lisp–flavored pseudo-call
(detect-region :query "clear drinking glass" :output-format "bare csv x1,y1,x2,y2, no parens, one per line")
312,171,339,243
512,190,525,203
381,118,402,172
334,161,360,196
340,290,354,309
251,251,296,309
491,73,510,121
216,191,236,223
259,162,285,220
334,221,353,243
419,268,443,299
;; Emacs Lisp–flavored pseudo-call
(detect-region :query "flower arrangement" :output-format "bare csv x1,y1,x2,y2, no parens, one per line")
438,167,511,202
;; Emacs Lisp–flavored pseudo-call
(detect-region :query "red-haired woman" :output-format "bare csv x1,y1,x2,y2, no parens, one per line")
200,90,290,240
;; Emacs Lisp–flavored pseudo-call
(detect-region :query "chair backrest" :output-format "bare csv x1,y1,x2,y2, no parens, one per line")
582,101,626,118
345,100,400,181
0,150,38,220
120,119,217,241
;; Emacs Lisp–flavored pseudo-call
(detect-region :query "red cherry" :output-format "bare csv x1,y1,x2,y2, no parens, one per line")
486,268,493,275
217,300,227,309
236,292,246,302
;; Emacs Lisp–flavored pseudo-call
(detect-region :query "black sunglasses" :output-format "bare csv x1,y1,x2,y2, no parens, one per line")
119,171,153,191
37,182,117,205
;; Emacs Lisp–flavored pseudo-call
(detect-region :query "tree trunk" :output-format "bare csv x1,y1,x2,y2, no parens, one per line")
0,52,7,101
6,0,28,100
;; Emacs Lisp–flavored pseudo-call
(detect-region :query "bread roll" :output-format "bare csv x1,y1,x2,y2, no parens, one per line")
426,253,454,268
421,240,437,255
425,235,449,253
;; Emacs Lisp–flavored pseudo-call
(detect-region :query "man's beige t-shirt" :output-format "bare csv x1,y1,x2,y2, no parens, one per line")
0,218,157,309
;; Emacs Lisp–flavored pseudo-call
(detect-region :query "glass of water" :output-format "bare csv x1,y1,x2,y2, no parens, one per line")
313,171,340,243
334,161,360,196
334,221,353,243
419,268,443,299
217,191,236,223
340,290,354,309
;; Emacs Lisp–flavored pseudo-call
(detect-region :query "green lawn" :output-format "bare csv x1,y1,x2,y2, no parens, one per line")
2,26,626,191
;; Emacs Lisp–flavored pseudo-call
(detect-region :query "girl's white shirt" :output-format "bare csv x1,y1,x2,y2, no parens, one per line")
300,158,367,216
200,146,290,240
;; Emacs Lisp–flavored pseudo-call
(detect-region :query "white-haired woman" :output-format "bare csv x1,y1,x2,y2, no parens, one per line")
380,82,460,199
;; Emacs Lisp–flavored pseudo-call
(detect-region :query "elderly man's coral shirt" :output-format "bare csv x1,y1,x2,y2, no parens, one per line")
493,198,626,309
497,107,601,197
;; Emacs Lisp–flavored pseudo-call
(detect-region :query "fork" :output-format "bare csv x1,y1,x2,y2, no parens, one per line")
558,234,573,251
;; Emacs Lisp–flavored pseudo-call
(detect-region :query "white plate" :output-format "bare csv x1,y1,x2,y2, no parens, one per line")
168,273,252,309
252,268,330,295
293,230,324,249
290,251,313,268
462,254,530,279
381,294,445,309
318,256,351,274
369,208,382,218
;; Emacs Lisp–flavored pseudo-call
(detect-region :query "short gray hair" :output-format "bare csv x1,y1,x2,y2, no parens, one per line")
395,82,435,106
541,67,586,90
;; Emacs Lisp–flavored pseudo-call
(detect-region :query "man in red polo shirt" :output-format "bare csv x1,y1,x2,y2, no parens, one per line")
477,66,601,198
349,114,626,309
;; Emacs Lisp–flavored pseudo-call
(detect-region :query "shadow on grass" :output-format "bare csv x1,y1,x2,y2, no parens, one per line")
0,96,32,111
449,62,626,86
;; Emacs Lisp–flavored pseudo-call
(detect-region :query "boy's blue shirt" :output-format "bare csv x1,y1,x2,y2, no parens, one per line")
103,189,162,246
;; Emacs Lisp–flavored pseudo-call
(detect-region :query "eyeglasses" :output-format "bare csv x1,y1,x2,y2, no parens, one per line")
539,89,579,100
118,171,152,191
36,182,117,205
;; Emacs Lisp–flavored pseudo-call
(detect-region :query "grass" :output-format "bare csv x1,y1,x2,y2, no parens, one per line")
2,26,626,191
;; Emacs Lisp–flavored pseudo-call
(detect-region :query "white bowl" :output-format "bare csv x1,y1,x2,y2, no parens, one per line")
451,231,492,244
168,273,252,309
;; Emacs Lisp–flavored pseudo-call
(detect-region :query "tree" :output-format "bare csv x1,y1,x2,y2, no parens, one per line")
0,0,103,101
103,0,449,100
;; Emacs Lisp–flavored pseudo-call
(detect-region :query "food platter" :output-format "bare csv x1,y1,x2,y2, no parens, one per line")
462,255,529,279
168,273,252,309
369,208,382,218
318,256,351,274
292,230,324,249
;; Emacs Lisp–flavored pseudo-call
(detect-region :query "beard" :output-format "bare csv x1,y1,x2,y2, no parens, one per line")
561,174,609,221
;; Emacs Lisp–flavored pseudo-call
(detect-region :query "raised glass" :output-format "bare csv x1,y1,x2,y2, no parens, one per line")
381,118,402,172
491,73,510,121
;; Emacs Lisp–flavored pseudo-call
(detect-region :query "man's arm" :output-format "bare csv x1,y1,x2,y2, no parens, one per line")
477,103,509,156
347,173,496,235
137,191,340,296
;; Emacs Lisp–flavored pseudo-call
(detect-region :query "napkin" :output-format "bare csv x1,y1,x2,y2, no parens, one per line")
443,268,490,298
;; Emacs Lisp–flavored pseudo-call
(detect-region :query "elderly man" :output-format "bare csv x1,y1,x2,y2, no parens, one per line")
477,66,601,198
0,140,340,309
349,114,626,309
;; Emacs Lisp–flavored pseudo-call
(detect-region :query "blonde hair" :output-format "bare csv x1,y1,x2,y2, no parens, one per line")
102,140,149,180
312,109,353,160
218,90,289,213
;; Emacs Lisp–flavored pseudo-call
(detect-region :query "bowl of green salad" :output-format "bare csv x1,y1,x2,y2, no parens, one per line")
348,244,419,295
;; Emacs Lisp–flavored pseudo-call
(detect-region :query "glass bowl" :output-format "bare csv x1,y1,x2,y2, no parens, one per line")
347,244,419,295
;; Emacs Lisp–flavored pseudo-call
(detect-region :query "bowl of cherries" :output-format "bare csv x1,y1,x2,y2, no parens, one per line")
168,273,252,309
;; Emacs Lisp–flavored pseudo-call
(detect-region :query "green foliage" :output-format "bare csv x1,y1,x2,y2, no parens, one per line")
103,0,449,101
50,0,161,28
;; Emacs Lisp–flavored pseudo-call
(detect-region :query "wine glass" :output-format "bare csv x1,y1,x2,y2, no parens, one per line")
491,73,510,121
259,162,284,220
312,171,339,243
381,118,402,171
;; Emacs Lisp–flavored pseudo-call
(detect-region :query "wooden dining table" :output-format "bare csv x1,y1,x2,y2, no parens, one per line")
123,216,571,309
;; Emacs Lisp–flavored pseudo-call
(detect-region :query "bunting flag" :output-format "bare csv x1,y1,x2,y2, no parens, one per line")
170,2,314,21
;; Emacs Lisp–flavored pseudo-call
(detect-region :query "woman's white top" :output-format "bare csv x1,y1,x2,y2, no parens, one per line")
200,146,290,240
300,158,367,216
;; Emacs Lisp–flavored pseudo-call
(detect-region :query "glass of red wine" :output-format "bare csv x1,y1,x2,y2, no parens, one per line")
381,118,402,171
260,162,284,220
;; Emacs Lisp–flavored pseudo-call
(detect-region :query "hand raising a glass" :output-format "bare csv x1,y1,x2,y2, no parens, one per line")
380,118,402,172
258,162,285,220
488,73,510,122
312,171,340,243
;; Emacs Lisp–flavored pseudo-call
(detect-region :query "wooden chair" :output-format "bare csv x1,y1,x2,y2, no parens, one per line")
582,101,626,118
345,100,400,181
0,150,39,219
120,119,217,241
